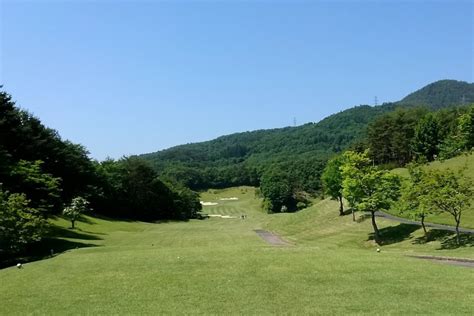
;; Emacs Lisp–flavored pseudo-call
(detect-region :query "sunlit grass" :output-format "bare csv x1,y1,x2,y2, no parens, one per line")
0,186,473,314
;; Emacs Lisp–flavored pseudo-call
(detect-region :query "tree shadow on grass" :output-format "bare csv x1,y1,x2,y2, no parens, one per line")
48,225,104,240
413,229,474,249
0,224,102,269
367,223,420,245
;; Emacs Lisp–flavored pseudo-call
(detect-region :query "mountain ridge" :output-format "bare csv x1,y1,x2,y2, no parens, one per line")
139,79,474,190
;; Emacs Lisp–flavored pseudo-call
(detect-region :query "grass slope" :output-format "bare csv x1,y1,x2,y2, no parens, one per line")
0,187,473,314
391,153,474,228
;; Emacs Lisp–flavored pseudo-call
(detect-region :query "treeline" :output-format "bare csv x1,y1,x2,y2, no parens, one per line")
141,104,394,192
0,89,200,257
367,105,474,166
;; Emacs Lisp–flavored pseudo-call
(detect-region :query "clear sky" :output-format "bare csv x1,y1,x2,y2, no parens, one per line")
0,0,472,160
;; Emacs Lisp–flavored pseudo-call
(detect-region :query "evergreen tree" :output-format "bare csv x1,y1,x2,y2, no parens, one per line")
412,113,441,162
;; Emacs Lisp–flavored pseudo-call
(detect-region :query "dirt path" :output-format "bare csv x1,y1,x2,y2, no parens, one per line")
375,211,474,234
254,229,290,246
409,255,474,268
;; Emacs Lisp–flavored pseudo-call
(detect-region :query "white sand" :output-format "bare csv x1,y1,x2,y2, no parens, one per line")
207,214,237,219
219,197,239,201
200,201,219,206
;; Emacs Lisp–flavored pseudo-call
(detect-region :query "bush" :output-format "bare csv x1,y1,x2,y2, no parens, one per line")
0,189,48,255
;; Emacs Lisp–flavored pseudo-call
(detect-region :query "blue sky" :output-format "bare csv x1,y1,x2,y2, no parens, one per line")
1,0,472,160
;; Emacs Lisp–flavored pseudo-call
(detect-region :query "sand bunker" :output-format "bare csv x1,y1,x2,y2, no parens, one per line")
207,214,237,219
219,197,239,201
200,201,219,206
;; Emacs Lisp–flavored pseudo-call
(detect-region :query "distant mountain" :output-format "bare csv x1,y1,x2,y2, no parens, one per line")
398,80,474,109
139,79,472,191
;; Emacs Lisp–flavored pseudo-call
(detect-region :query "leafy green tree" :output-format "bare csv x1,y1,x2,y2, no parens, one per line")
398,166,437,236
340,151,372,221
10,160,62,215
412,113,441,162
321,156,344,216
341,151,401,243
63,197,89,229
439,106,474,159
0,189,48,255
423,169,472,245
260,168,294,213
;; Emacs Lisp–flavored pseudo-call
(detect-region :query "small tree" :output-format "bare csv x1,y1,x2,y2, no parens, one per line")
424,169,472,245
321,156,344,216
399,166,437,237
341,151,401,243
63,197,89,229
0,189,48,255
340,151,371,221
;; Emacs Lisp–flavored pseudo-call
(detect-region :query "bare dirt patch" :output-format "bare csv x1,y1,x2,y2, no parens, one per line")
254,230,290,246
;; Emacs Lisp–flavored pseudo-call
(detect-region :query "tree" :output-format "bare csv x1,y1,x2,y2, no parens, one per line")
10,160,62,215
63,197,89,229
439,106,474,159
398,166,437,237
260,168,294,213
341,151,401,243
412,113,441,162
0,189,48,255
423,169,472,245
321,156,344,216
340,151,371,221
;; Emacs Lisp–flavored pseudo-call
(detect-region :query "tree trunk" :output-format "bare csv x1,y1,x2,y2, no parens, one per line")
71,219,75,229
338,196,344,216
352,209,355,222
455,219,461,245
421,215,427,236
371,211,381,244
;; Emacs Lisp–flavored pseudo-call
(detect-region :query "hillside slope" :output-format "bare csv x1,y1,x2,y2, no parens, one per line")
390,153,474,228
399,80,474,109
140,79,473,190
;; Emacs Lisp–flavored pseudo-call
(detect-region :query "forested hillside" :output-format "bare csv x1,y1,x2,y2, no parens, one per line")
399,80,474,109
140,104,395,191
140,79,474,191
0,89,201,261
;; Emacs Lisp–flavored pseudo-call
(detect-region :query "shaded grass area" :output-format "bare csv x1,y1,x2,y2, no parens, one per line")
1,186,473,314
0,221,102,269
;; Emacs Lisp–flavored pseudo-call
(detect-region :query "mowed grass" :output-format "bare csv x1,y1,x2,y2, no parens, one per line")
1,186,473,314
391,153,474,228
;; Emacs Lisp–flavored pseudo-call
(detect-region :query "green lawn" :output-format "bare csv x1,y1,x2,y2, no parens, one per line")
1,186,473,314
391,153,474,228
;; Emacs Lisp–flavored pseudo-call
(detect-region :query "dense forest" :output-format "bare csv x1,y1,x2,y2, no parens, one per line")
0,89,201,259
140,80,474,194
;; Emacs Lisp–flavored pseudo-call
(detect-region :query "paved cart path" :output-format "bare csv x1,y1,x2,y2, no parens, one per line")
375,211,474,234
